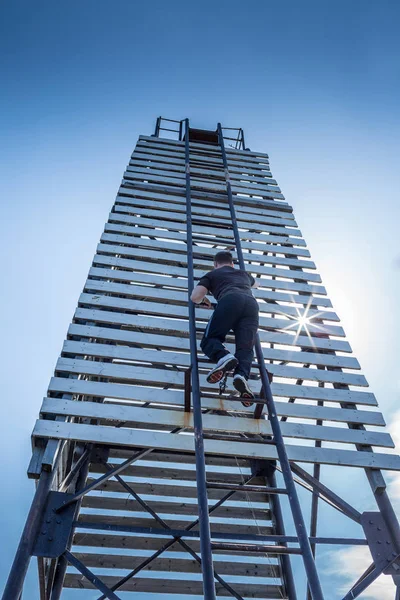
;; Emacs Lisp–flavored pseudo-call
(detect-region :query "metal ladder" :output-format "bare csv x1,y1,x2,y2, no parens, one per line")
183,117,325,600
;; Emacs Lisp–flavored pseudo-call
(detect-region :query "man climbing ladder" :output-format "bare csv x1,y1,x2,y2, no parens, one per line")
190,251,259,404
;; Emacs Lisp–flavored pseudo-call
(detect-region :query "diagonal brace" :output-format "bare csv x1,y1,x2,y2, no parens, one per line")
55,448,153,512
289,463,362,523
64,550,121,600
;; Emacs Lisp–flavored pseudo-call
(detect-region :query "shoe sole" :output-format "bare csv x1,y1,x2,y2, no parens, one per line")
206,358,238,384
233,377,255,401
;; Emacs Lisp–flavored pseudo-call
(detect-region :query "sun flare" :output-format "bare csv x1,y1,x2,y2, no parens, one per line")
297,314,311,327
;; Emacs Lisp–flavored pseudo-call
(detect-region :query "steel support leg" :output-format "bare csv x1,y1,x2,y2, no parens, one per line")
367,477,400,554
2,468,57,600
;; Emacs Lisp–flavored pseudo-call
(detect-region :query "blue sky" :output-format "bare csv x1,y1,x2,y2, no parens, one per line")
1,0,400,598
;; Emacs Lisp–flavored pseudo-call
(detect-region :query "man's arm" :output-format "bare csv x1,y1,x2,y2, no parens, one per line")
248,273,259,289
191,285,209,304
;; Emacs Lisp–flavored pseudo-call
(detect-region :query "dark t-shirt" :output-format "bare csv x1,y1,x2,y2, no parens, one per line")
198,266,255,301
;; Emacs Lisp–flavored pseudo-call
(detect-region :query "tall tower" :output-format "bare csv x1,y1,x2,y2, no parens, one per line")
3,118,400,600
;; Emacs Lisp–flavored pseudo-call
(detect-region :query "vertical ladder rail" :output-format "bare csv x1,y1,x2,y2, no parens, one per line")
184,118,217,600
217,123,325,600
267,470,298,600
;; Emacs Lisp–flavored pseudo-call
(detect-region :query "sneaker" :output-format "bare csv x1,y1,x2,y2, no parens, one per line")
233,374,255,407
206,354,238,384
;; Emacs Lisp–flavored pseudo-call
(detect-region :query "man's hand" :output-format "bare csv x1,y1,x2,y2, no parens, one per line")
201,296,212,309
191,284,209,304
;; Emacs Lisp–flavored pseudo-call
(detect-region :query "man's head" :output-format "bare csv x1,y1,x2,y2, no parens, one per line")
214,251,234,269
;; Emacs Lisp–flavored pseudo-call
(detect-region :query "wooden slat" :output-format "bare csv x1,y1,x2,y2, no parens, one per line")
62,339,363,387
41,398,393,448
126,165,282,195
141,134,267,158
72,532,281,557
115,193,296,229
85,277,338,321
97,241,321,282
131,152,186,167
129,159,278,187
90,461,254,484
77,513,273,535
80,494,270,521
64,573,284,597
114,203,297,236
120,180,291,214
72,552,280,577
92,254,326,295
77,293,342,336
119,449,251,467
133,146,272,180
118,184,294,219
105,228,307,268
74,532,278,560
72,308,345,357
139,135,270,162
110,207,302,242
33,420,400,470
84,477,268,502
116,188,284,216
137,138,185,154
111,449,252,468
127,163,278,189
48,377,384,425
140,135,268,159
134,144,221,164
130,153,274,181
108,211,305,247
89,263,332,307
69,321,353,366
74,307,351,352
108,200,301,241
71,319,355,368
123,169,286,200
54,357,378,405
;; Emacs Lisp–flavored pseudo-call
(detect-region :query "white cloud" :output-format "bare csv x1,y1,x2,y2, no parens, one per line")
326,546,395,599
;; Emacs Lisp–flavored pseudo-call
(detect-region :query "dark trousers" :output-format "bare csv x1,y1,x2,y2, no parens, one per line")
200,293,259,379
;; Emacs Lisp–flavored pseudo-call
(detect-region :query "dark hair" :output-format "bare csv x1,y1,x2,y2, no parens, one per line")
214,251,234,265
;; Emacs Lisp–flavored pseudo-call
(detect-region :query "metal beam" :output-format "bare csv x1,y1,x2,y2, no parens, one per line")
206,481,287,494
266,469,298,600
54,448,152,512
64,551,121,600
211,542,303,555
2,466,59,600
289,463,362,523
